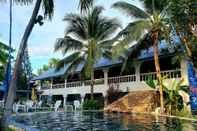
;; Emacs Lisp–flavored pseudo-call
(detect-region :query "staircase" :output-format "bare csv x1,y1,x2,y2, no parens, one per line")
104,90,159,113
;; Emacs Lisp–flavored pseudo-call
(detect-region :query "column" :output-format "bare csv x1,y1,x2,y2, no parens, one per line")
135,62,141,82
63,95,67,108
40,80,43,90
180,59,189,85
81,94,85,104
103,93,108,107
103,68,109,87
64,79,67,88
50,78,53,89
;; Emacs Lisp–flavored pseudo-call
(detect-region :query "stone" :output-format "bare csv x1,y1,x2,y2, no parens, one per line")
104,90,159,113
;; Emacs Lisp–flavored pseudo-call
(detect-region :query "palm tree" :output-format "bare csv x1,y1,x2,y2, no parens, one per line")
112,1,169,113
0,0,102,118
0,0,54,122
54,6,120,100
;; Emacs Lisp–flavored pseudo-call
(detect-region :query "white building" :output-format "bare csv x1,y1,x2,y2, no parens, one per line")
32,43,189,107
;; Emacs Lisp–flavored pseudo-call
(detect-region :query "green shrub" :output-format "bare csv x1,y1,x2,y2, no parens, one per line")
83,99,98,110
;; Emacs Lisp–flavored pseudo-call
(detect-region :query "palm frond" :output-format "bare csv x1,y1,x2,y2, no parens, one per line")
54,36,83,54
64,13,87,40
112,1,149,19
63,56,85,78
0,0,33,5
55,52,81,71
42,0,54,20
79,0,94,13
116,20,151,40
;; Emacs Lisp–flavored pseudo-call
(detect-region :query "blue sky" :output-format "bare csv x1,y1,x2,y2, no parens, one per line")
0,0,143,74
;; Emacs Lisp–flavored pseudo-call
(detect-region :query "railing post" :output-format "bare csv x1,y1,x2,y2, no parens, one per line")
135,62,141,82
103,68,109,88
64,79,67,88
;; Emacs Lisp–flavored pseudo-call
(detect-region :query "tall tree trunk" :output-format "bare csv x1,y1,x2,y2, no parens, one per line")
90,71,94,100
3,0,42,120
152,31,164,113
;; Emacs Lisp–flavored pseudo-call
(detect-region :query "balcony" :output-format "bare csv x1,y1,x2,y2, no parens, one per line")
41,69,181,90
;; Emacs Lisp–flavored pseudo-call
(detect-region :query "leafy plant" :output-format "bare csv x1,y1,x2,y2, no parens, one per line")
146,76,189,115
83,99,98,110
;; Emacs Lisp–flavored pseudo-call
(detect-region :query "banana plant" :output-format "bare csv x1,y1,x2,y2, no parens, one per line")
146,75,188,115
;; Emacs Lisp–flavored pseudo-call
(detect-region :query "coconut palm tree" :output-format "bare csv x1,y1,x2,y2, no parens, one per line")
0,1,54,122
112,1,170,113
0,0,104,118
54,6,120,100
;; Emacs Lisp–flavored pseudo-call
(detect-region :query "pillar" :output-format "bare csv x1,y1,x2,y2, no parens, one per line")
63,95,67,108
180,59,189,85
50,78,53,89
81,94,85,104
103,93,108,107
135,62,141,82
64,79,67,88
103,68,109,87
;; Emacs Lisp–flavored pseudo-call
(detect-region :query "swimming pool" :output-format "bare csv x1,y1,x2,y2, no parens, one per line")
11,111,197,131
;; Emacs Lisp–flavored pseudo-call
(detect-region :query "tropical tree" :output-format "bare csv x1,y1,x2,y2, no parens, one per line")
112,1,170,113
0,41,9,81
0,41,9,65
0,0,54,124
54,6,120,100
141,0,197,68
37,58,60,75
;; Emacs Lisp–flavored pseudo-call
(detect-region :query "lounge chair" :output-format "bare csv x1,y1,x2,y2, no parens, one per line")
54,100,61,112
0,100,4,108
74,100,81,111
13,102,26,113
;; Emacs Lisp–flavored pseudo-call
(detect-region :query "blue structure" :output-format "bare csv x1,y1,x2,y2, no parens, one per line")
188,62,197,111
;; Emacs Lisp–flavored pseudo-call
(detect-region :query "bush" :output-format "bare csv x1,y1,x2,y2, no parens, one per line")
83,99,98,110
106,84,126,104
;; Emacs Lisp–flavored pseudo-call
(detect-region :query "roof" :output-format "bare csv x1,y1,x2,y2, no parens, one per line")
32,41,178,81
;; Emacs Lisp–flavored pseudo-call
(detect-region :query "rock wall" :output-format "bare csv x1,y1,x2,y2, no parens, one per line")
104,90,159,113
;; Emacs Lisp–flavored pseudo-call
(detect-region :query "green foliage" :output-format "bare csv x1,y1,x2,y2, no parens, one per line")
112,1,170,71
146,76,189,115
79,0,94,13
0,41,9,65
83,99,98,110
106,85,126,104
37,58,59,75
0,0,54,20
54,6,120,78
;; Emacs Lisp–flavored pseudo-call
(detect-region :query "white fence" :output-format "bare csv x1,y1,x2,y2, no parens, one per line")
140,69,181,81
41,69,182,89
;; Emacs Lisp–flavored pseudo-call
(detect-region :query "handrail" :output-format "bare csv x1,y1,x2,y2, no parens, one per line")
52,83,65,89
140,69,181,81
41,69,182,89
84,78,104,86
108,74,136,84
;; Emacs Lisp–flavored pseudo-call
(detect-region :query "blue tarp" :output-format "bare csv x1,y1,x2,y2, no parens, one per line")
188,62,197,110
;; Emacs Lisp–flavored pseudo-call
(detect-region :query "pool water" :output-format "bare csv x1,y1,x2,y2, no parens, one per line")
12,111,197,131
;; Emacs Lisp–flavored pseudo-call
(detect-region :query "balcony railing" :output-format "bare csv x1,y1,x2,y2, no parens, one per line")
66,81,83,88
140,69,181,81
84,78,104,86
52,83,65,89
108,75,136,84
41,69,182,89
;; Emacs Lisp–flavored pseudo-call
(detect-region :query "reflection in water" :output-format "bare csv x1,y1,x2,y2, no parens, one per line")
12,111,197,131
